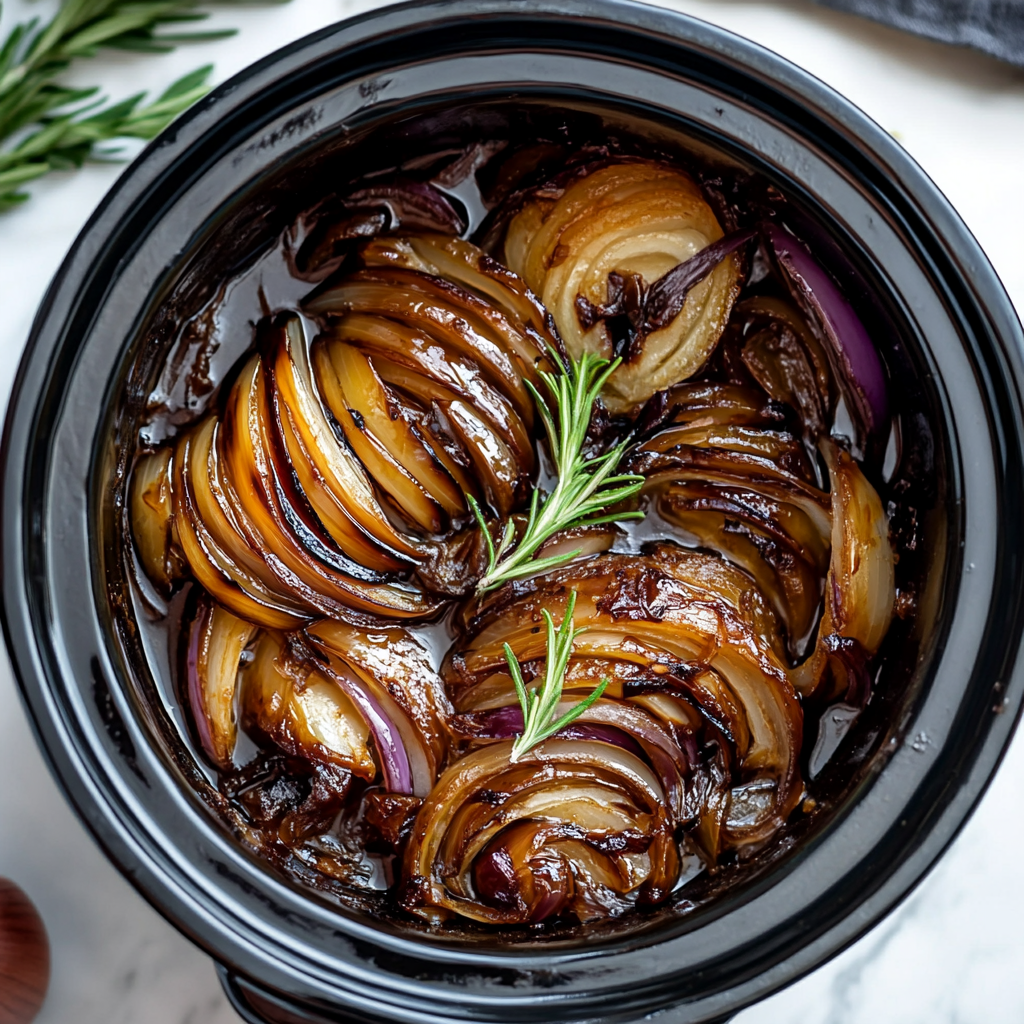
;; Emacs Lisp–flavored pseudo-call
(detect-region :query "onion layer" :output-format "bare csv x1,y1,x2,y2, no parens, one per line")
504,160,741,412
187,597,257,769
764,224,888,442
129,235,558,620
792,441,896,698
303,620,450,797
440,547,804,889
401,739,680,925
627,382,832,656
243,632,376,780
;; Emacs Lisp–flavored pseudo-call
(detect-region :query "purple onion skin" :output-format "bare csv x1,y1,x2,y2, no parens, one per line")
556,723,647,759
764,223,888,438
465,704,524,738
326,664,414,795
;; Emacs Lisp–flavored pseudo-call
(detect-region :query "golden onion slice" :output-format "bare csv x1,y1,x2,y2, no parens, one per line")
314,340,449,533
361,233,557,369
504,160,742,412
130,447,182,590
267,315,421,567
792,441,896,698
308,270,539,424
187,597,258,769
303,620,449,796
242,632,376,780
218,354,435,620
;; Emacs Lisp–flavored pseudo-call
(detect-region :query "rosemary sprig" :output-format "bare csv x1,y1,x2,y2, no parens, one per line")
0,1,283,209
506,590,608,762
0,64,212,210
469,347,645,591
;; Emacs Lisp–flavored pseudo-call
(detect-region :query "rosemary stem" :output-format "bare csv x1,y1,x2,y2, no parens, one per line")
473,348,645,592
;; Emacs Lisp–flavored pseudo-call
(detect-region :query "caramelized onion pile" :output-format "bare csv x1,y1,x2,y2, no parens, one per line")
127,142,905,933
504,160,742,412
398,546,803,925
187,599,448,798
131,235,558,626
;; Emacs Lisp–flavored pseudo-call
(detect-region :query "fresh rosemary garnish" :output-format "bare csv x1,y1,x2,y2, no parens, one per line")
0,1,285,210
506,589,607,762
468,347,645,591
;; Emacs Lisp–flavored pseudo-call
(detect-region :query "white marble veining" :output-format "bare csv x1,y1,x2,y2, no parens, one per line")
0,1,1022,1021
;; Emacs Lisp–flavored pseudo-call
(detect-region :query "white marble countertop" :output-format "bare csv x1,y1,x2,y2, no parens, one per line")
1,1,1022,1021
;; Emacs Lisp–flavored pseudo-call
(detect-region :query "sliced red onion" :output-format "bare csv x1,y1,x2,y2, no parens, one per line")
455,704,523,738
322,661,414,795
556,723,647,759
763,223,888,438
344,181,465,236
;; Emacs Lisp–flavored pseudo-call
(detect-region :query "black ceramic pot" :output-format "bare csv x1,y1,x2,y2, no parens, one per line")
4,2,1024,1022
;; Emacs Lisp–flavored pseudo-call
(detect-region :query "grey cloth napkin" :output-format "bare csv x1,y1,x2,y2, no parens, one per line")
815,0,1024,66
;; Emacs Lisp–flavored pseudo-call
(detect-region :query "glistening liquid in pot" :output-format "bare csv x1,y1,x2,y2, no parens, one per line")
116,101,935,942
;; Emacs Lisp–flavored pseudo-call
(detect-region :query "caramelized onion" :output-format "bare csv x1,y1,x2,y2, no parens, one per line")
296,182,466,278
733,295,834,438
764,224,888,440
243,632,376,780
627,385,833,656
305,236,558,524
446,548,803,864
127,137,906,933
129,233,559,619
223,617,448,798
187,598,257,769
303,620,449,796
504,160,742,412
401,739,680,925
130,447,182,590
793,441,895,698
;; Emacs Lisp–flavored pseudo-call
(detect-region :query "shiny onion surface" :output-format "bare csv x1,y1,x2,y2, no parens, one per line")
401,739,681,925
504,160,742,413
185,603,448,796
124,127,910,936
446,548,803,857
131,235,557,626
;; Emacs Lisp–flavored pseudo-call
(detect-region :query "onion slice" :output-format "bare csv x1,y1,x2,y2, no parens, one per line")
242,632,376,779
792,440,895,698
763,223,888,440
187,598,258,769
